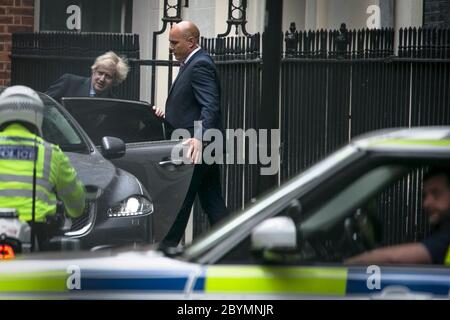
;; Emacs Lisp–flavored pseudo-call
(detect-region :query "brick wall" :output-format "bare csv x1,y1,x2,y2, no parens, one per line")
424,0,450,28
0,0,34,86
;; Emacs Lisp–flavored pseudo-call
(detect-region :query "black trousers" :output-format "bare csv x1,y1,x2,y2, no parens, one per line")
162,163,229,246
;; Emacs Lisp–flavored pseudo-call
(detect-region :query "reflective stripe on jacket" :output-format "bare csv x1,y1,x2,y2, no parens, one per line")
0,123,85,222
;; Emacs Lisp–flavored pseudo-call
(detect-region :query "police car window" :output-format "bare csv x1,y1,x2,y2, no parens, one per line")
41,97,87,152
216,164,412,265
291,165,409,262
299,165,407,238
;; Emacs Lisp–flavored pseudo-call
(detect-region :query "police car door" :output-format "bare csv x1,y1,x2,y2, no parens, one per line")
62,97,194,242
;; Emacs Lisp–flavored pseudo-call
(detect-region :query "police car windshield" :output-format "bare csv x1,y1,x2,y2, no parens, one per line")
39,94,88,153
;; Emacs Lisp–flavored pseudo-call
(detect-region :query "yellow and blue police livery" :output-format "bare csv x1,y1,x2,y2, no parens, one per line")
1,127,450,299
0,257,449,299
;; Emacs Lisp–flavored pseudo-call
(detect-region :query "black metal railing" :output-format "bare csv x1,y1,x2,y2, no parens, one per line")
399,27,450,58
279,26,450,245
284,23,395,59
11,32,140,100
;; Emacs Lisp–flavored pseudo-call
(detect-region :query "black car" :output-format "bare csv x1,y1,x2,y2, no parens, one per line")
61,97,195,243
0,89,194,249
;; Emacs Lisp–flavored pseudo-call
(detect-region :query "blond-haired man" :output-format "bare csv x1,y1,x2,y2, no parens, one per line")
46,51,129,102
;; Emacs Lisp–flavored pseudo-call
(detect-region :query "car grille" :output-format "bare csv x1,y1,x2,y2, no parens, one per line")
66,201,96,236
71,211,90,231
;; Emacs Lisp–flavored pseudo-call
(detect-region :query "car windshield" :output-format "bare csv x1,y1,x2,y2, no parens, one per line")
39,94,89,153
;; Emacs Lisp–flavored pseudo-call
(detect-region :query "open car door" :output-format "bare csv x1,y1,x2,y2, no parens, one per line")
62,97,194,242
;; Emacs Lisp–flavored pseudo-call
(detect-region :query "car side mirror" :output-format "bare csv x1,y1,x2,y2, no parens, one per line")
101,136,126,159
251,216,298,252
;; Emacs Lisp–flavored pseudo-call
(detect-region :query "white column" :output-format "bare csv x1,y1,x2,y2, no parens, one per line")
246,0,266,35
283,0,306,32
215,0,229,35
183,0,217,38
305,0,327,31
305,0,317,31
316,0,328,30
156,11,170,111
395,0,423,29
132,0,161,103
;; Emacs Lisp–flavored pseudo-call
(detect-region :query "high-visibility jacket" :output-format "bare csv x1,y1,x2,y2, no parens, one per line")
0,123,85,222
445,247,450,265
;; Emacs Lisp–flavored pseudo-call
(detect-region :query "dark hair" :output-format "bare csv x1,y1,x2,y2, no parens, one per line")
423,166,450,187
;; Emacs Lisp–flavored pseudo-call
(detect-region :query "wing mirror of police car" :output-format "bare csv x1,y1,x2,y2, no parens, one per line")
251,216,299,263
101,136,126,159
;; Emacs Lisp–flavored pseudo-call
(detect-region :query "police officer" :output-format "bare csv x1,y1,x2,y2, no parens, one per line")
0,86,86,242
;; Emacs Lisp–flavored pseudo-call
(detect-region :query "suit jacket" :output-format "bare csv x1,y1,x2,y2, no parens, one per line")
165,49,223,138
45,73,114,103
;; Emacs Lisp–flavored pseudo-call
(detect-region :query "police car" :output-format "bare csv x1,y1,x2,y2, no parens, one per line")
0,127,449,299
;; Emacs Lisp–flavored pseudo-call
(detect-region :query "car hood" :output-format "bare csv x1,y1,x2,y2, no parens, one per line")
66,151,116,190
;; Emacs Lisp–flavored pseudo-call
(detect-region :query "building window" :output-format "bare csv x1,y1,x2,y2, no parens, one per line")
39,0,132,33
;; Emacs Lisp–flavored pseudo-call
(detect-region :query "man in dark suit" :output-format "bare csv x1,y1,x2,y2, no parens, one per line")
46,51,129,103
155,21,229,247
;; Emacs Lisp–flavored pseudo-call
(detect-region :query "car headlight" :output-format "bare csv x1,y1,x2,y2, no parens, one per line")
107,196,153,218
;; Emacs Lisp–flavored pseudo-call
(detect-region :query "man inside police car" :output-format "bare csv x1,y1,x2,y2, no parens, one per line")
346,166,450,265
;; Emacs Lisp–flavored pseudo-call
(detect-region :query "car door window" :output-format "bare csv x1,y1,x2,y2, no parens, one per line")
40,95,87,153
95,107,165,144
62,98,171,145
